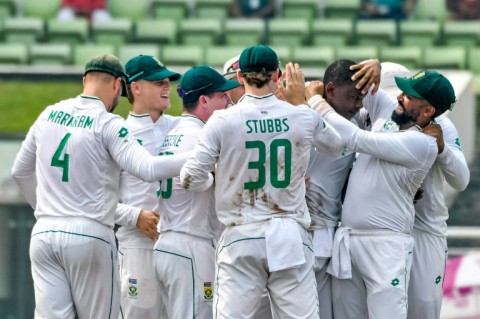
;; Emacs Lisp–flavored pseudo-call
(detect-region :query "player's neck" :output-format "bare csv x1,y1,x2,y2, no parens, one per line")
132,103,162,123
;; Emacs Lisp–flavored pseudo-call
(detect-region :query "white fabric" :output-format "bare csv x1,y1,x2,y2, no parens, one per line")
312,227,335,258
214,222,318,319
154,231,215,319
118,246,166,318
116,113,180,248
157,115,219,239
413,115,469,236
331,232,414,319
314,256,334,319
11,95,188,229
327,226,352,279
408,229,448,319
265,218,305,271
180,93,345,230
31,217,119,319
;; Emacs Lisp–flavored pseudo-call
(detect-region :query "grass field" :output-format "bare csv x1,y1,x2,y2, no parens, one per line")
0,80,184,134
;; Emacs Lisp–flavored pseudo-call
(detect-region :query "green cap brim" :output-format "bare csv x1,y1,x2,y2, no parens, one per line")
215,79,240,92
143,69,181,81
394,76,425,100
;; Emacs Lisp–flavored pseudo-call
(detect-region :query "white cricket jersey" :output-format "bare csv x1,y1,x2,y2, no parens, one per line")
309,94,438,233
180,93,345,230
157,114,219,239
413,116,469,236
362,89,470,236
12,95,187,228
115,113,180,248
306,111,369,229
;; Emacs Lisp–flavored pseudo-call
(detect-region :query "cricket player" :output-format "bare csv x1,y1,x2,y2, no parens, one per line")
223,54,245,104
115,55,181,318
153,65,239,319
11,54,187,319
377,62,470,319
180,45,349,319
305,59,373,319
307,69,455,319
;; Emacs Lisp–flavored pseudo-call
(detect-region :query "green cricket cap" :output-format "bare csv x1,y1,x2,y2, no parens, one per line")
178,65,240,104
239,45,279,73
126,55,181,83
84,54,129,97
395,70,456,114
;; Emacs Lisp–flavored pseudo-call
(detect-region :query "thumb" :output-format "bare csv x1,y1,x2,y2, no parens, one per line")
152,211,160,218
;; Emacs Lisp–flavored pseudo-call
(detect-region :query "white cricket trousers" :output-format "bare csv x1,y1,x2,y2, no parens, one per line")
118,246,166,319
153,231,215,319
331,230,414,319
213,222,319,319
407,229,447,319
30,216,119,319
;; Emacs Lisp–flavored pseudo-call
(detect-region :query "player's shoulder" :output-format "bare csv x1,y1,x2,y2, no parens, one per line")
434,114,456,129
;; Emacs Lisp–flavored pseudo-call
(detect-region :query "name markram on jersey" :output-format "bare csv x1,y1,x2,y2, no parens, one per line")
47,110,94,129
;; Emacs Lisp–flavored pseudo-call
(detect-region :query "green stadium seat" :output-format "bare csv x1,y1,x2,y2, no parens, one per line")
399,20,441,47
23,0,60,19
73,44,116,66
161,45,204,66
179,19,222,47
468,47,480,96
91,19,132,47
443,21,480,47
47,19,89,46
312,19,353,48
0,0,16,21
414,0,448,21
282,0,318,21
224,19,265,47
152,0,189,23
204,46,244,67
335,46,378,63
134,19,177,44
355,20,397,47
380,46,422,70
292,46,335,69
117,44,160,64
0,43,28,64
422,46,466,69
3,18,44,44
324,0,360,19
29,43,71,65
195,0,230,20
109,0,148,21
268,19,310,48
270,46,292,66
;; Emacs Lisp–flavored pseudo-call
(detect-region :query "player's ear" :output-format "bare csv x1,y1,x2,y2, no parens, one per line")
236,71,245,85
325,82,335,99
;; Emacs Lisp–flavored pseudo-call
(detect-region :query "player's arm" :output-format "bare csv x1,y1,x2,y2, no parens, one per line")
104,118,189,182
115,202,142,227
309,94,438,169
350,58,381,95
11,120,38,209
180,115,219,191
424,119,470,191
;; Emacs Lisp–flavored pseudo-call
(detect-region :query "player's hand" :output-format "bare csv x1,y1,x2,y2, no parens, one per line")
305,80,324,101
275,69,287,101
422,123,445,153
350,59,381,95
136,210,160,241
282,62,307,106
413,187,424,205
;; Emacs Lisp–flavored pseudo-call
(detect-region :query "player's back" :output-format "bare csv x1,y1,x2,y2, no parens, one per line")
34,95,127,227
211,94,323,228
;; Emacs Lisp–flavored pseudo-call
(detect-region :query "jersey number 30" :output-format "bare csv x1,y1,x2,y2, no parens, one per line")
244,139,291,190
51,133,71,182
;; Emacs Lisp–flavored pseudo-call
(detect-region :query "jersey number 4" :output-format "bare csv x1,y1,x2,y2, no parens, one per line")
244,139,291,190
51,133,71,182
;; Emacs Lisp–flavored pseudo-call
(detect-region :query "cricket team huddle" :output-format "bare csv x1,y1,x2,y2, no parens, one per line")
12,44,469,319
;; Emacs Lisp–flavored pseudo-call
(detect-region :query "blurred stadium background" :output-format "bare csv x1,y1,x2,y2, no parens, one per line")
0,0,479,318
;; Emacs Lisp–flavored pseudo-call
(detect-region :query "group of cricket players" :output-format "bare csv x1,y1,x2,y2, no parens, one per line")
12,43,469,319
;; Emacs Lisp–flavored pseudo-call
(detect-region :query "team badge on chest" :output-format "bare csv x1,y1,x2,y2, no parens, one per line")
204,282,213,301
